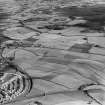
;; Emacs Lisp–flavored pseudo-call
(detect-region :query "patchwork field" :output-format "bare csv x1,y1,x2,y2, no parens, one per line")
0,0,105,105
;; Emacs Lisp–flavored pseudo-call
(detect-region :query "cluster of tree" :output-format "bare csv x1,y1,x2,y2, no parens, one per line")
57,5,105,31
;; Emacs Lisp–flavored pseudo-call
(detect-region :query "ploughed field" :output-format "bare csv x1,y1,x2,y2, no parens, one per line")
0,0,105,105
